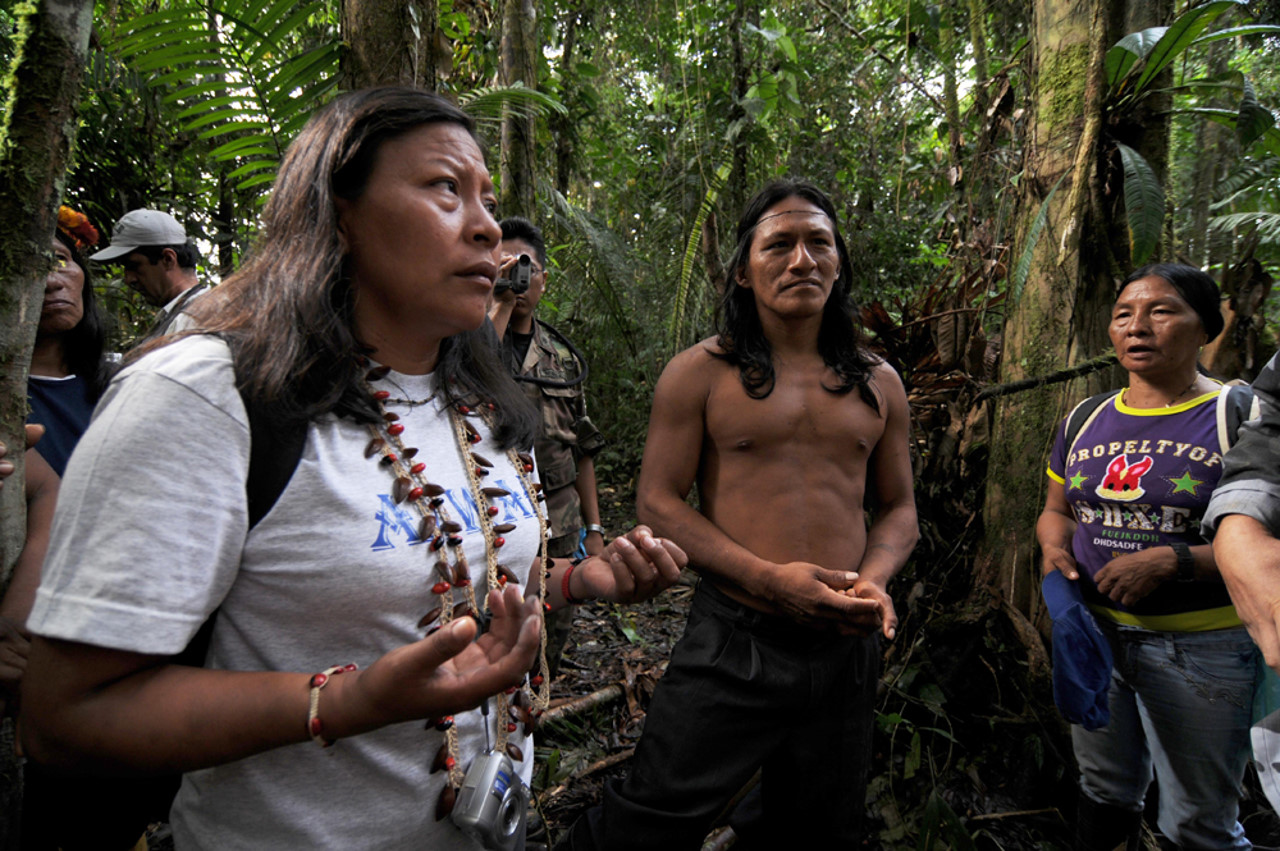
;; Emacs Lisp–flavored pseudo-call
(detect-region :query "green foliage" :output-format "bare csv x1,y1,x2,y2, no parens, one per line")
1105,1,1279,267
1115,142,1164,265
460,82,568,126
106,0,341,195
1010,174,1066,302
668,157,730,357
919,791,979,851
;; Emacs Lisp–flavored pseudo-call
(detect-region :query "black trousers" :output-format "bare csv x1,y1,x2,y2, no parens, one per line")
562,581,880,850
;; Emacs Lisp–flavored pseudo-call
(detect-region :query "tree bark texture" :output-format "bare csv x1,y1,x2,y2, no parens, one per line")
0,0,94,835
0,0,92,588
341,0,442,91
977,0,1128,615
498,0,538,218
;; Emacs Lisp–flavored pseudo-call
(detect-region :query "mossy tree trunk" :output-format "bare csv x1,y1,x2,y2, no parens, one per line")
340,0,443,91
977,0,1173,617
0,0,93,836
498,0,538,218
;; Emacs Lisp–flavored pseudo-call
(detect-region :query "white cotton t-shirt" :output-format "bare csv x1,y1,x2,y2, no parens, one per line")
29,335,543,850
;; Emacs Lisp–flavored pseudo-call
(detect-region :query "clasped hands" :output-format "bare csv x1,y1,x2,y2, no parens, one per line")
766,563,897,639
1043,544,1174,607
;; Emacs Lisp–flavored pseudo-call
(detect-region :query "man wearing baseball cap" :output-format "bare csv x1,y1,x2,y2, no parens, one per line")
91,209,209,339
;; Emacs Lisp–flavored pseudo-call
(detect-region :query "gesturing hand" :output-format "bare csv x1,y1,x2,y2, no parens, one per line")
326,585,541,738
576,525,687,604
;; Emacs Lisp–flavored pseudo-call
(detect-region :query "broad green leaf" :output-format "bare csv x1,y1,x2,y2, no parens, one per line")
175,95,253,119
1010,172,1067,301
777,34,797,62
1135,0,1246,93
236,171,280,191
212,143,278,159
1115,142,1165,265
209,137,278,158
261,5,328,61
197,120,270,140
575,61,599,78
183,107,266,132
1237,78,1276,149
1106,26,1165,87
1192,24,1280,45
227,159,277,179
151,66,237,88
904,731,921,779
166,80,253,104
130,49,227,72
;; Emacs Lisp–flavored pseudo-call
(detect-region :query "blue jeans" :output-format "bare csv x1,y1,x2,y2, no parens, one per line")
1072,624,1258,849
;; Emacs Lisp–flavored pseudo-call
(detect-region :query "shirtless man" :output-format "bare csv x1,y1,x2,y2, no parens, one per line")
559,179,918,849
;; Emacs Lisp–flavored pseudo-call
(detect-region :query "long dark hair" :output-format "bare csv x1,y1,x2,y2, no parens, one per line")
184,87,536,449
714,178,879,410
50,229,109,401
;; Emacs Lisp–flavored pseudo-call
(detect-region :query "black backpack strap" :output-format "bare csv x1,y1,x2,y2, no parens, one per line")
1064,390,1121,457
245,401,308,529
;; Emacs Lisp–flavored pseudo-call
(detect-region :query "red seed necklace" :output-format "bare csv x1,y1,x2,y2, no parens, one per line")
362,364,550,820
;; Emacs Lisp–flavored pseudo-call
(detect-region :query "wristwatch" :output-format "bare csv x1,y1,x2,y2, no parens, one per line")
1171,541,1195,583
584,524,606,536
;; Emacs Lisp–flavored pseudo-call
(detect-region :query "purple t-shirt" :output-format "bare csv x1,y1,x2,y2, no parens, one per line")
1046,389,1236,624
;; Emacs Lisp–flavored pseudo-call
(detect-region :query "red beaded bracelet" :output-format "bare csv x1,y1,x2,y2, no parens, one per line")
307,663,358,747
562,560,583,605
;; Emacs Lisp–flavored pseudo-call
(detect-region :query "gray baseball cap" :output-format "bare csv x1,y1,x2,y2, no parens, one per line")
89,209,188,261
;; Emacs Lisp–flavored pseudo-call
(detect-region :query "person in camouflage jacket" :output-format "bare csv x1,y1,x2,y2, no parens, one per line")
496,217,606,672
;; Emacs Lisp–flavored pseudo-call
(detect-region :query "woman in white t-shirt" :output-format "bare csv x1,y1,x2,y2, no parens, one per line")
22,88,684,850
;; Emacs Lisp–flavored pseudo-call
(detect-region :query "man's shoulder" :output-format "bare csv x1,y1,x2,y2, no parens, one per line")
653,338,735,401
673,336,730,367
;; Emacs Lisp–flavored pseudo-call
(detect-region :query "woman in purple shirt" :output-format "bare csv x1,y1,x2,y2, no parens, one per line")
1037,263,1258,850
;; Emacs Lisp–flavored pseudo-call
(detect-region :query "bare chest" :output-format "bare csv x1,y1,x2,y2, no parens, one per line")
704,370,885,462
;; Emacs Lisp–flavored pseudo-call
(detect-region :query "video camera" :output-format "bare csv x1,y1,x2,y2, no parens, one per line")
494,254,533,296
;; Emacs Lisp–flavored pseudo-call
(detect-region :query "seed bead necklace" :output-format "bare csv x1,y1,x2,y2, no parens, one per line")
361,364,550,821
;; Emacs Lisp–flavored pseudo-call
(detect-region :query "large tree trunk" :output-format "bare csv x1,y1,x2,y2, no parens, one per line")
0,0,93,836
977,0,1127,615
498,0,538,218
550,3,581,198
341,0,443,91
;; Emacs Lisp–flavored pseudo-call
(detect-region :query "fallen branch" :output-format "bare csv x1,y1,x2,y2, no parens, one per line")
537,748,637,806
968,807,1062,822
543,684,625,725
972,354,1117,403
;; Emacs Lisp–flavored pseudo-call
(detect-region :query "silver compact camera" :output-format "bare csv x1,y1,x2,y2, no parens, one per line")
451,750,528,850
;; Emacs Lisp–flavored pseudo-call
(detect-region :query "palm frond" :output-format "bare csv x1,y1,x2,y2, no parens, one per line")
1208,211,1280,244
461,83,568,126
108,0,340,194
